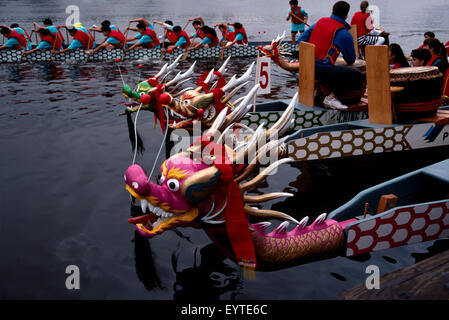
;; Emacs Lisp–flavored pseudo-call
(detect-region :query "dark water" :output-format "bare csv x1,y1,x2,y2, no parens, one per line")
1,0,449,300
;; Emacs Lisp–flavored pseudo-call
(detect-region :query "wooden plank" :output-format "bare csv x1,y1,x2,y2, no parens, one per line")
298,41,315,107
350,25,359,58
365,45,393,125
342,249,449,299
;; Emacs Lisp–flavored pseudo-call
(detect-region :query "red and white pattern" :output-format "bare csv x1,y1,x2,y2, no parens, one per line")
345,201,449,256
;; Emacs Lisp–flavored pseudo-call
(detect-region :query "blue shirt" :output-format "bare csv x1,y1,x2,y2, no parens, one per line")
4,37,19,48
200,36,212,45
110,25,119,32
175,36,187,47
235,33,244,41
221,27,234,41
68,39,83,50
136,33,152,44
297,14,356,67
14,27,32,49
37,40,52,50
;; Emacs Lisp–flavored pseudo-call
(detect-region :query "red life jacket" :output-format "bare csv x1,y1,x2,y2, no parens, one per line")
221,28,235,42
392,62,402,70
8,29,28,49
234,27,248,45
16,27,32,45
41,34,62,50
308,17,345,65
196,28,206,39
73,29,94,49
350,12,371,37
427,55,443,67
166,30,178,44
290,6,305,25
109,29,125,48
141,28,160,48
177,30,191,48
204,34,220,47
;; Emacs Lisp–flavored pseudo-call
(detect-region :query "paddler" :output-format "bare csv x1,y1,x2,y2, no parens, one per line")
52,25,95,54
152,20,178,47
410,49,431,67
215,23,235,46
286,0,308,44
350,1,385,46
124,22,160,50
22,28,62,55
157,24,191,53
87,24,125,55
128,18,155,31
89,20,123,45
223,22,248,48
188,17,206,43
297,1,364,109
0,24,32,51
188,26,219,50
33,18,66,47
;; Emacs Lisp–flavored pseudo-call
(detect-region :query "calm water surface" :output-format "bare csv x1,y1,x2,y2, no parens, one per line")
1,0,449,299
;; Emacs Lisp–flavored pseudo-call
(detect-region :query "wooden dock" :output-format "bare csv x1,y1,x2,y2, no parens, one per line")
342,249,449,299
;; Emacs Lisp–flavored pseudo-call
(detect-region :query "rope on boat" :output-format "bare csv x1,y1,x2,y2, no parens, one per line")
149,107,170,182
132,103,143,165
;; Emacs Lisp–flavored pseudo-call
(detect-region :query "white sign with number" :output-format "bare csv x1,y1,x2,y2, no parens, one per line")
256,56,271,95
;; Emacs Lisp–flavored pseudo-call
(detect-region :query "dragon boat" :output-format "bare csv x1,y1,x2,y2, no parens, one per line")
0,41,298,63
122,96,449,272
121,54,368,145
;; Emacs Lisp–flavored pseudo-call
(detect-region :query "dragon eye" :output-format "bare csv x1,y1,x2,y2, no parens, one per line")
139,92,145,96
166,179,179,192
183,100,190,106
132,182,139,189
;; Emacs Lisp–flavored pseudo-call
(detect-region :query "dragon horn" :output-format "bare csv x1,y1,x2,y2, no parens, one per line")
224,83,259,125
165,61,197,87
217,56,231,75
266,92,298,139
154,63,168,79
203,68,215,84
240,158,293,191
167,54,183,72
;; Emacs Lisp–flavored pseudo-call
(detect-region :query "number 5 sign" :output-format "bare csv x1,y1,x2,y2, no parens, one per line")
256,56,271,94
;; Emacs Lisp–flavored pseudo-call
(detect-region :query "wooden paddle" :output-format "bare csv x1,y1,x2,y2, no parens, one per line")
160,29,166,60
121,22,131,61
219,45,225,60
289,11,311,27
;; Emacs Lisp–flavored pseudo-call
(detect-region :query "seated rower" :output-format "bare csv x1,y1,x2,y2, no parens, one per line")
216,23,235,46
350,1,385,46
189,17,206,43
160,25,191,53
89,20,123,45
298,0,364,109
389,43,409,69
153,20,178,47
125,22,160,50
188,26,219,50
423,38,448,75
128,18,155,31
22,28,62,55
0,25,32,51
87,25,125,55
410,49,431,67
407,31,435,60
33,18,66,47
53,25,95,54
223,22,248,48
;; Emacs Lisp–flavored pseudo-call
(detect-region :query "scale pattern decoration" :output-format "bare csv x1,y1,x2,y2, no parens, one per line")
288,125,414,161
241,109,368,131
345,200,449,256
0,43,299,63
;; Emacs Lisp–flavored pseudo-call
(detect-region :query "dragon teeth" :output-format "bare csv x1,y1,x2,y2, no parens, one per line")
140,199,148,213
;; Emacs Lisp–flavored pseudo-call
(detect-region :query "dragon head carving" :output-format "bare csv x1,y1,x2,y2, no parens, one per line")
122,55,256,130
123,94,349,270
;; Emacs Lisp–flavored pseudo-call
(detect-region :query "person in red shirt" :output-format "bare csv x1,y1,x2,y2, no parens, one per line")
350,1,385,46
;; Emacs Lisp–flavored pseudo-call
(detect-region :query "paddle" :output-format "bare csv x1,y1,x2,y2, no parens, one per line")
160,29,166,60
121,22,131,61
289,11,311,27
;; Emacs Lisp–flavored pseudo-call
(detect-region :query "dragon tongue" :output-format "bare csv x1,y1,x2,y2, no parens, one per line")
128,214,152,225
